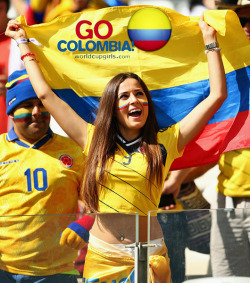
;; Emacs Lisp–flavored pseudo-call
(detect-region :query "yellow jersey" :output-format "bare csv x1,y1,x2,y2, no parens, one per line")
83,123,183,215
0,128,84,275
217,148,250,197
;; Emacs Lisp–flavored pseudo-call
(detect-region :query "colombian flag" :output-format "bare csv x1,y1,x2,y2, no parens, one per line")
17,6,250,170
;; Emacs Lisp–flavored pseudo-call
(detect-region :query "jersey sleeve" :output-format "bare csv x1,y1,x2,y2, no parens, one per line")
83,123,95,156
157,123,184,165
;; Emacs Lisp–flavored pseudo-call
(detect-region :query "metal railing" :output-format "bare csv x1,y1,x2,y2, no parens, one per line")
0,209,250,283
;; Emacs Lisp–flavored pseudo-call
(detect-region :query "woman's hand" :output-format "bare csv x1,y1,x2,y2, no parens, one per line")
198,13,217,45
5,20,26,41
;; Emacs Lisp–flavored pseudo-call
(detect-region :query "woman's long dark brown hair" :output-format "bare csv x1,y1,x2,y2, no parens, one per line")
81,73,163,212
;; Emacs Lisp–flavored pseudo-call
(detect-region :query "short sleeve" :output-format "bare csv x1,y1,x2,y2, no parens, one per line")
82,123,95,156
157,123,184,177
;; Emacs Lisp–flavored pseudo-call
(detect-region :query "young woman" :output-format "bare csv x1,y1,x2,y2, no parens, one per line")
6,15,227,283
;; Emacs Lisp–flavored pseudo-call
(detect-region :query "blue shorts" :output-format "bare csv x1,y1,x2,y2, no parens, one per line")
0,270,78,283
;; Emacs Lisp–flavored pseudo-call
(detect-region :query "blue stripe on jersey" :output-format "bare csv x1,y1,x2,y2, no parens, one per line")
15,140,31,148
33,134,52,149
6,128,53,149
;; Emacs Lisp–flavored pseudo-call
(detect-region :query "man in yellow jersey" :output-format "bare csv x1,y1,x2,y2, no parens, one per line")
176,145,250,277
0,69,86,282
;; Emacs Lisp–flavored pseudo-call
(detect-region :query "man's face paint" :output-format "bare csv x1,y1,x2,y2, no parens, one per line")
13,107,50,122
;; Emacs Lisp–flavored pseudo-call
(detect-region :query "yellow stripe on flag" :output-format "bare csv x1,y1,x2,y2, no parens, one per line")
16,6,249,99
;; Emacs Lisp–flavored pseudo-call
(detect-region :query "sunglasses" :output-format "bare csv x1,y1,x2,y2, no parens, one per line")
239,17,250,27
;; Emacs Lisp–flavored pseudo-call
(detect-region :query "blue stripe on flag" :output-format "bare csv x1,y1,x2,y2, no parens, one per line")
53,66,250,129
53,89,100,124
128,29,171,41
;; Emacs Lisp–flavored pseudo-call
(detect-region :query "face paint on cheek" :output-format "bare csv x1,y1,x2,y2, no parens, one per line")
117,102,129,111
142,99,148,107
13,108,32,123
41,111,50,120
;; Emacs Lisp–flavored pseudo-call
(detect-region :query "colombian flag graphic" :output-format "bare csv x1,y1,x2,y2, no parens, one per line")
128,8,172,51
17,5,250,170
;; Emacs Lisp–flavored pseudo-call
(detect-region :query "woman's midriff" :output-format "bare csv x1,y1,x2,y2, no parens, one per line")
90,214,163,244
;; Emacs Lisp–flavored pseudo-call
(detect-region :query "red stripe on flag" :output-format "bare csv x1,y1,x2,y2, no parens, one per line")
133,40,168,51
171,110,250,170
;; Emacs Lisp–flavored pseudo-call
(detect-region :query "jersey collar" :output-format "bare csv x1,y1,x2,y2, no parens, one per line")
6,127,53,149
116,134,142,155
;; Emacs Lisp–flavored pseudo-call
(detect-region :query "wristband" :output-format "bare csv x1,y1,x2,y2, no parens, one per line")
16,38,29,46
16,38,42,47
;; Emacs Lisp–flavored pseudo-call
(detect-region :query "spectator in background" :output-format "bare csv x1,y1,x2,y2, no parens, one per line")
0,0,23,134
236,4,250,39
189,0,218,16
11,0,127,26
10,0,107,25
216,0,250,39
0,69,85,282
158,170,190,283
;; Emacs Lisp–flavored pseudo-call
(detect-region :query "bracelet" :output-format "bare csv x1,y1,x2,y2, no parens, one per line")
21,52,39,63
205,47,221,54
205,42,220,54
205,42,219,50
21,53,35,61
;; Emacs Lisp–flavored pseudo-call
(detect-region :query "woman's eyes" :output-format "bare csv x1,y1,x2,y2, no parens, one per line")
119,94,129,99
136,91,143,96
119,91,144,99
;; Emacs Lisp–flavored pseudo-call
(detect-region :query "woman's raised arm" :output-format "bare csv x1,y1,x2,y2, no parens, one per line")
5,20,88,149
178,14,227,152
